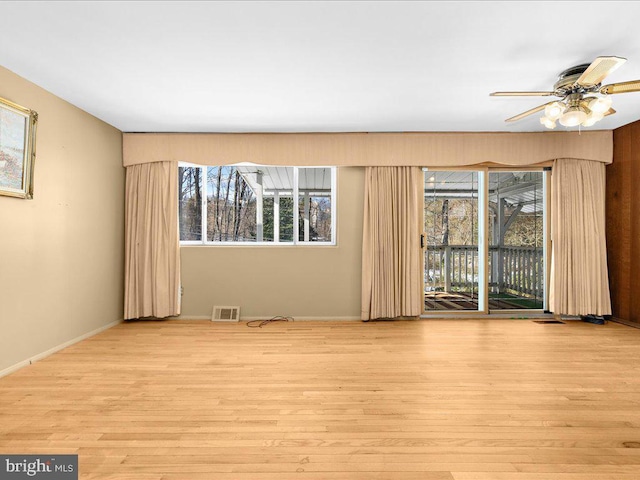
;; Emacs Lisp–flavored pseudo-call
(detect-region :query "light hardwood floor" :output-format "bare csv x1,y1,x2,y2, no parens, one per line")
1,319,640,480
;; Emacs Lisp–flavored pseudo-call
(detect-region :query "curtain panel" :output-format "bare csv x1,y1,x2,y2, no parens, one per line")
550,158,612,316
124,161,181,319
361,166,423,320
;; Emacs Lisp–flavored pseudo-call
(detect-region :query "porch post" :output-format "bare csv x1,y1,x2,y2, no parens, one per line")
444,246,452,293
273,191,280,243
303,192,310,241
497,197,505,292
256,171,263,242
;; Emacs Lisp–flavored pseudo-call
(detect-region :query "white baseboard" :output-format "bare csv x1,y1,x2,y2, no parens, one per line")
171,315,361,322
0,319,123,379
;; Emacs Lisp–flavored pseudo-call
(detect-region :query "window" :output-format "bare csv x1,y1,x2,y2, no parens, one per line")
178,164,336,245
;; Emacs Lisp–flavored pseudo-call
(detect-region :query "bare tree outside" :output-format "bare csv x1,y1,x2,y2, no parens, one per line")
299,195,332,241
178,166,202,241
424,198,477,246
179,165,335,244
207,166,257,241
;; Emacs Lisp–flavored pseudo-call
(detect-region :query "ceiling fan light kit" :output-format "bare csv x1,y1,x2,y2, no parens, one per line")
539,94,612,129
588,96,612,113
557,105,587,128
539,116,557,129
581,113,603,127
491,56,640,129
544,102,565,120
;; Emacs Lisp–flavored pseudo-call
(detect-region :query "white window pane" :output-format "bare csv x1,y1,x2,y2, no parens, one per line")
178,166,202,241
206,166,257,241
298,167,333,242
179,164,335,245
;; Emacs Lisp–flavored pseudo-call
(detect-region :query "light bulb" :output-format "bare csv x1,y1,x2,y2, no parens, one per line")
539,116,556,129
559,107,588,127
544,102,565,120
582,112,604,127
587,96,612,114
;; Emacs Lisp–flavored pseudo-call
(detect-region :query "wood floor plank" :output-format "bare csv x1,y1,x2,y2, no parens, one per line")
1,319,640,479
453,474,640,480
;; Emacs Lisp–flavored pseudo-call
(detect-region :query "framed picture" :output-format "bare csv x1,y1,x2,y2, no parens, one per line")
0,96,37,199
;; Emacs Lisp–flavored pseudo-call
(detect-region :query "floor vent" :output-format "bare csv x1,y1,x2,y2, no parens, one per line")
212,306,240,322
533,320,565,324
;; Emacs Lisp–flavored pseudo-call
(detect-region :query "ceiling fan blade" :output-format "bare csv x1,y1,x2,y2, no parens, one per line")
505,102,551,123
604,107,616,117
491,91,555,97
600,80,640,94
575,56,626,87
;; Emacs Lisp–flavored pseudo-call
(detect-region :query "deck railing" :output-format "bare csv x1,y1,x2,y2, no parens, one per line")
424,245,544,299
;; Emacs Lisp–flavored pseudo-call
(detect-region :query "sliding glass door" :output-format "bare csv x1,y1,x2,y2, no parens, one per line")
423,171,484,312
488,171,545,310
423,169,548,314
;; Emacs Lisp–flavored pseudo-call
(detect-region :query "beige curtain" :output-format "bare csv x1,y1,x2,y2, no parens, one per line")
361,166,423,320
124,161,181,319
550,158,611,316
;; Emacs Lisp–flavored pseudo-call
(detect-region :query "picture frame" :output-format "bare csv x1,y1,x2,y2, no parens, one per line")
0,96,37,199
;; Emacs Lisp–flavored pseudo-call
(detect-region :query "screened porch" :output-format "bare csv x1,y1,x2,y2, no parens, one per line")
424,170,546,311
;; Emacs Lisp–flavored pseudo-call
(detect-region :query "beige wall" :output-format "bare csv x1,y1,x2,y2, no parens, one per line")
179,167,364,319
0,66,125,373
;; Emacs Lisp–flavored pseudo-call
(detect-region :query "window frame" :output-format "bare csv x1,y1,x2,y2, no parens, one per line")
178,163,337,246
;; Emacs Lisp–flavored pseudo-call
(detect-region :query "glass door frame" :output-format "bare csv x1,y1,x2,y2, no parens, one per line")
421,166,550,317
421,168,487,315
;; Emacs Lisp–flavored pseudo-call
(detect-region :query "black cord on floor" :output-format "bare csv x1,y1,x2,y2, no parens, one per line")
246,316,294,328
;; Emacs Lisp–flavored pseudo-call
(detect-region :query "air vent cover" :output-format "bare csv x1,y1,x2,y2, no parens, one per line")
212,306,240,322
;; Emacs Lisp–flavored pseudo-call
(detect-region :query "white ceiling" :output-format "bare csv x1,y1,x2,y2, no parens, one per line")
1,1,640,133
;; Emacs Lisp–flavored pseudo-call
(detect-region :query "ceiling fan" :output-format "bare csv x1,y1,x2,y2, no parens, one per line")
490,56,640,128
